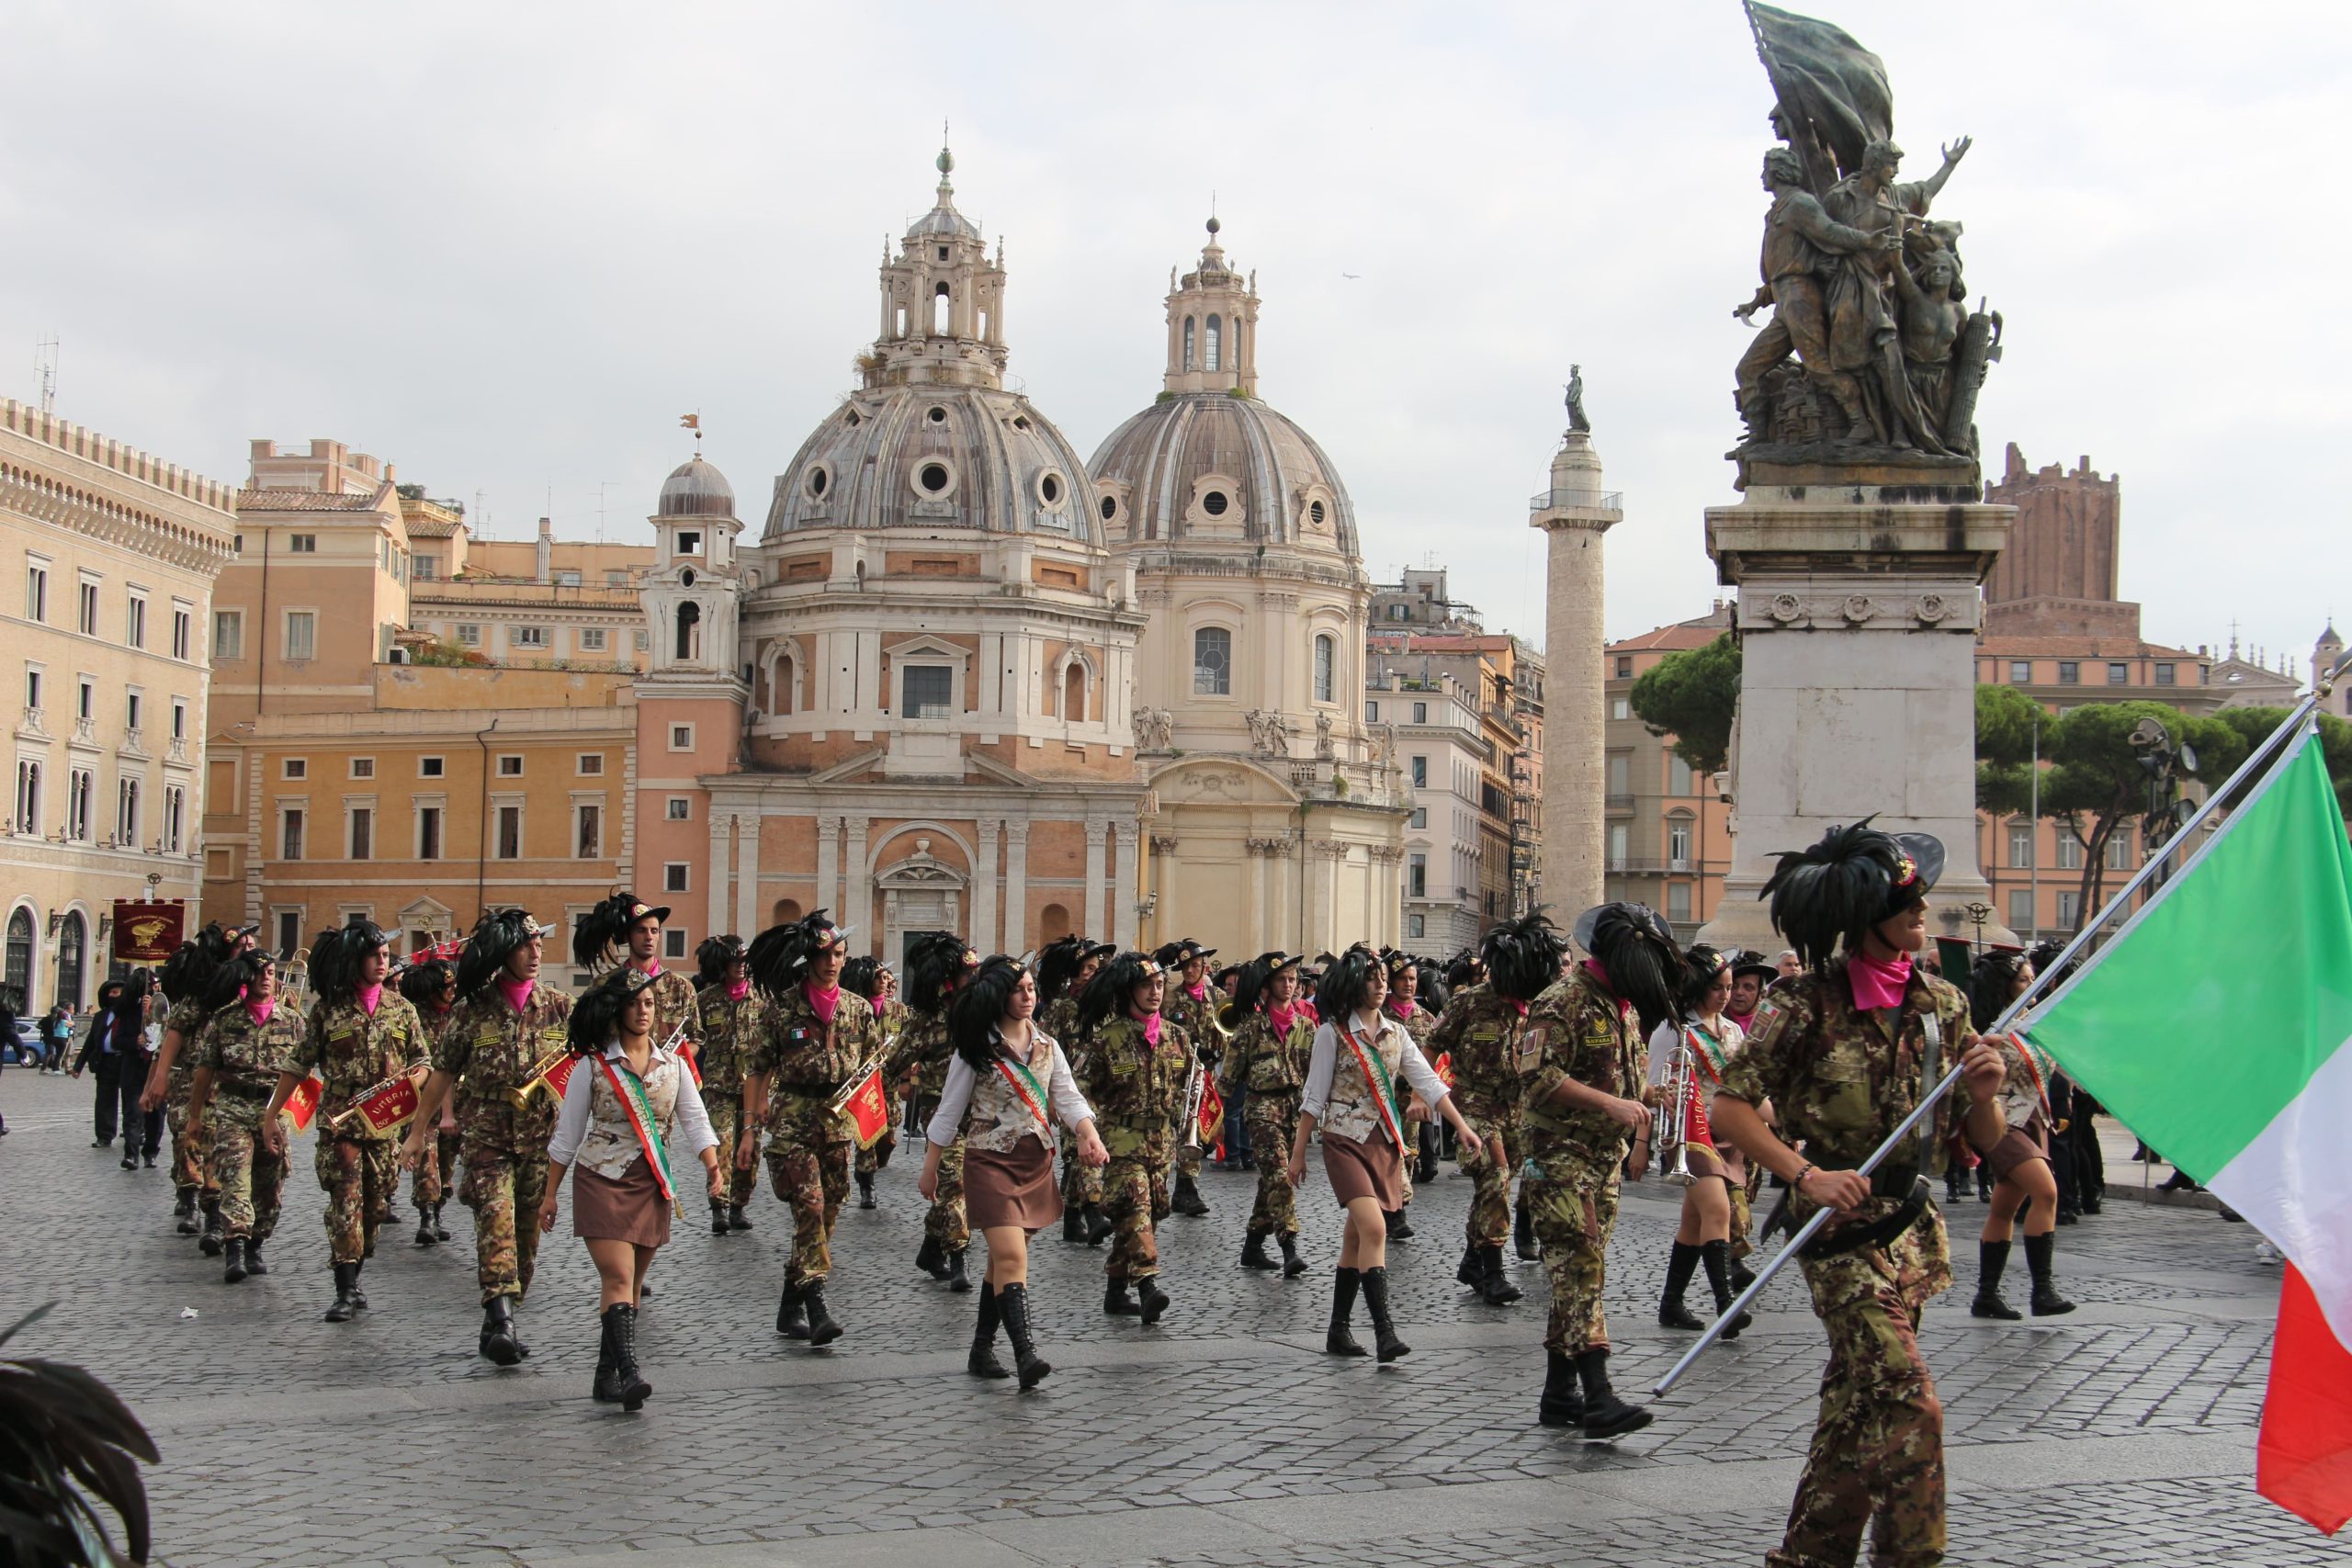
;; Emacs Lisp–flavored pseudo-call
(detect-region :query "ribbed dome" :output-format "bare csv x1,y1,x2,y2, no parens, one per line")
764,384,1104,545
658,456,736,518
1088,393,1358,556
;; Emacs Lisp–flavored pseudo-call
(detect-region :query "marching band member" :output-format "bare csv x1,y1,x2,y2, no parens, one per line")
141,921,244,1247
1520,903,1689,1438
1964,948,2075,1319
183,951,303,1286
887,932,981,1290
1074,951,1191,1325
401,909,573,1367
693,935,769,1235
398,957,461,1247
263,918,427,1323
1038,938,1114,1243
1646,945,1755,1341
1217,952,1314,1278
539,968,723,1412
1154,939,1218,1219
924,955,1108,1389
1291,945,1487,1362
1711,822,2009,1568
740,910,878,1348
843,956,901,1211
1377,949,1436,1239
573,892,703,1066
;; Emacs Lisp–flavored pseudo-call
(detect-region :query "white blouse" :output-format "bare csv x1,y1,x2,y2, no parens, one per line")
548,1040,720,1181
1301,1009,1450,1145
926,1027,1093,1152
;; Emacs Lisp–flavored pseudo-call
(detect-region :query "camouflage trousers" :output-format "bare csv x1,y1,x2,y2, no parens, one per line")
1526,1151,1622,1356
765,1134,852,1286
1768,1286,1946,1568
410,1126,462,1208
1102,1153,1171,1281
923,1135,967,1249
1456,1091,1524,1248
317,1134,398,1265
207,1115,289,1243
166,1073,218,1205
1061,1127,1104,1208
1243,1092,1301,1235
704,1089,761,1208
458,1143,547,1304
1729,1177,1757,1262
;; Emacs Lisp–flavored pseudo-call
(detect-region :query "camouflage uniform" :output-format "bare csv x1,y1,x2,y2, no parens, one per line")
888,1008,965,1249
294,992,427,1266
189,1006,303,1243
1717,968,1969,1568
695,980,774,1209
162,998,220,1213
1387,999,1441,1207
1518,966,1643,1358
750,985,877,1287
1075,1013,1190,1282
431,984,571,1303
1217,1005,1314,1236
1430,985,1528,1248
407,1008,461,1208
638,965,705,1057
855,1000,905,1178
1164,983,1219,1179
1043,995,1103,1210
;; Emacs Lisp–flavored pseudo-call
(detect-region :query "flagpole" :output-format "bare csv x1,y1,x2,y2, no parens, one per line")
1655,654,2348,1396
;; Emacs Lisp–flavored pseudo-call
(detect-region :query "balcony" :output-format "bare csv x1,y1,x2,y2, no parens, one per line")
1604,793,1635,812
119,728,146,758
72,716,96,745
1529,488,1624,513
166,737,190,764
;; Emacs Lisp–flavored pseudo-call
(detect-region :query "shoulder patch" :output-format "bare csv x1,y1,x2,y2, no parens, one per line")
1747,998,1791,1051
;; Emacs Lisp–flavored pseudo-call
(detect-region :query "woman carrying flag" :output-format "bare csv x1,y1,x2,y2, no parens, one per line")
1645,945,1756,1341
1289,944,1487,1363
922,954,1107,1389
538,967,724,1411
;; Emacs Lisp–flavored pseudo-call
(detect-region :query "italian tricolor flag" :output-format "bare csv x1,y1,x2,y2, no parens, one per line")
2026,728,2352,1534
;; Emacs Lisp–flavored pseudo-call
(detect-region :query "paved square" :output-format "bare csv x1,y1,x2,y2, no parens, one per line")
0,1072,2328,1567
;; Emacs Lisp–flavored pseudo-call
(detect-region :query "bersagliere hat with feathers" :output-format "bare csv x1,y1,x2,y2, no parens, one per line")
1570,901,1690,1032
1759,816,1946,973
457,908,547,1004
903,930,978,1018
573,891,671,975
695,934,748,989
744,909,852,1003
1479,911,1567,1004
307,915,391,1007
1076,950,1163,1034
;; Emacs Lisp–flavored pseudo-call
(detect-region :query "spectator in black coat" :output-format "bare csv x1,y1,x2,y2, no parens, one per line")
73,980,153,1166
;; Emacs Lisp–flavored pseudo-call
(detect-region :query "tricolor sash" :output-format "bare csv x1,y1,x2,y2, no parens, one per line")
1343,1024,1408,1151
598,1055,674,1205
1997,1031,2059,1124
996,1053,1054,1133
1686,1025,1731,1085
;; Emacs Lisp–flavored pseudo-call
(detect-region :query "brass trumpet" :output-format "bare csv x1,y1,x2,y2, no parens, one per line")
1651,1031,1699,1188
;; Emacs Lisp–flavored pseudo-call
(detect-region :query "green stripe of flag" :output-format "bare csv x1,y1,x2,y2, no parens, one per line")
2025,733,2352,1182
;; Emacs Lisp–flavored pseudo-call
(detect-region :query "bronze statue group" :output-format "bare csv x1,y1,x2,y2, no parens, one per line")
136,822,2082,1566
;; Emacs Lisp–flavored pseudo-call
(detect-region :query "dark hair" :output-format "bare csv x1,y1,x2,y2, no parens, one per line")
1579,904,1689,1036
1442,948,1485,991
574,891,655,974
1681,943,1732,1013
696,934,746,989
570,970,655,1056
949,955,1029,1069
309,916,390,1007
1969,951,2030,1033
903,930,972,1018
841,955,884,1000
1076,952,1159,1035
1481,913,1566,1004
1034,935,1088,1005
456,908,540,1004
1314,944,1382,1021
1762,818,1943,972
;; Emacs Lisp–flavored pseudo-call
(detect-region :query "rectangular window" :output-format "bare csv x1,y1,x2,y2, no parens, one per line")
634,630,650,651
1408,807,1428,829
348,807,373,861
25,561,47,622
171,698,187,739
2056,834,2083,870
1607,753,1630,796
171,605,192,660
1192,627,1231,696
288,534,316,553
1365,701,1379,723
77,579,99,635
125,691,141,733
1669,756,1695,795
77,679,93,721
1409,756,1427,787
2058,661,2080,685
496,755,523,777
2010,660,2032,683
1668,820,1691,864
162,784,186,854
1407,913,1425,940
665,797,691,821
1407,852,1427,898
282,758,307,780
419,756,445,778
2007,888,2035,933
126,593,147,648
116,778,140,844
901,666,954,719
456,624,481,648
607,570,629,588
2056,891,2082,929
284,610,316,660
349,757,375,779
1609,823,1630,870
2155,662,2176,686
663,929,688,961
2107,661,2129,685
25,667,40,713
2007,822,2034,868
417,806,443,861
1615,656,1634,678
1411,701,1428,724
668,724,694,750
513,626,548,649
576,753,604,776
676,532,702,556
575,804,602,859
13,760,39,835
2106,831,2132,870
555,570,582,588
1668,882,1691,923
495,805,522,860
213,610,244,660
281,807,305,861
1611,696,1631,721
413,556,436,581
275,910,303,961
580,627,607,651
663,863,689,894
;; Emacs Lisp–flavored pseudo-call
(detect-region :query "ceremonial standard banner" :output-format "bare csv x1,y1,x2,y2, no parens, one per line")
112,902,184,964
2024,730,2352,1534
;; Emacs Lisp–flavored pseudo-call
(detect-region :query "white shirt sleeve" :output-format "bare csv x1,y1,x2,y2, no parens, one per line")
1647,1021,1681,1089
1396,1030,1450,1106
927,1053,978,1148
667,1054,719,1157
547,1054,596,1168
1300,1021,1340,1120
1046,1040,1093,1131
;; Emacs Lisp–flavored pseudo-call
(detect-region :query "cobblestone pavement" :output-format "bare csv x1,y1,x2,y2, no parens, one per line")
0,1074,2327,1567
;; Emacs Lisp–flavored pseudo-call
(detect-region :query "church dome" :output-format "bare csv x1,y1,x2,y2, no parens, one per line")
765,385,1105,545
658,456,736,518
1089,393,1359,558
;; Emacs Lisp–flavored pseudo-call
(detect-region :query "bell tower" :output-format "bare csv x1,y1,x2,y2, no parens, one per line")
1161,216,1258,397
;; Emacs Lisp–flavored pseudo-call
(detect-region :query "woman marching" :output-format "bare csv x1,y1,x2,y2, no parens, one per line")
1646,945,1756,1341
539,967,725,1411
399,958,461,1247
1290,945,1487,1362
922,955,1108,1389
1964,948,2075,1319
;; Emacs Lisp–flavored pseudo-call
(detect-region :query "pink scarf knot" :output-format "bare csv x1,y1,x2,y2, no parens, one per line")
1140,1011,1163,1047
244,998,275,1026
727,977,751,1001
356,983,382,1017
804,984,841,1025
497,976,536,1013
1268,1003,1298,1036
1848,950,1913,1011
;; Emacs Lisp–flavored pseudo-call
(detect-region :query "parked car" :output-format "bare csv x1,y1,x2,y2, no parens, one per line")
5,1017,40,1065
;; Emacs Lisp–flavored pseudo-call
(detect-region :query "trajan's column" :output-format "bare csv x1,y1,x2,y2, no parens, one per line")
1531,383,1620,926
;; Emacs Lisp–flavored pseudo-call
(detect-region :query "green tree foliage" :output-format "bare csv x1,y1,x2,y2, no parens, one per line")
1627,634,1740,776
2029,703,2248,924
1973,684,2044,816
2210,706,2352,819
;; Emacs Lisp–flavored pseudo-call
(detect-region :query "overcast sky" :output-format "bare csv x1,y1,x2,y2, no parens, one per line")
3,3,2343,681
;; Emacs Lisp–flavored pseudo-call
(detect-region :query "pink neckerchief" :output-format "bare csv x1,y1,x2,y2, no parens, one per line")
244,998,275,1027
804,983,841,1025
1136,1010,1162,1047
1385,998,1415,1021
632,960,662,978
356,984,382,1017
1186,982,1208,1004
1724,1007,1756,1032
1849,950,1913,1011
497,976,536,1013
1268,1001,1299,1035
1504,997,1530,1018
726,977,751,1001
1582,959,1631,1019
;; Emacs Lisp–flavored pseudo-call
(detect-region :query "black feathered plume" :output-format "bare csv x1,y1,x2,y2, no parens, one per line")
1416,960,1451,1016
841,955,884,1000
573,891,649,975
1480,912,1566,1003
309,916,390,1007
904,930,973,1019
1314,943,1381,1021
696,934,746,989
1034,934,1088,1005
570,969,656,1056
457,908,541,1004
1968,949,2030,1032
1077,951,1160,1035
398,959,453,1012
203,951,273,1016
160,922,237,1006
1443,948,1485,991
1760,818,1905,974
745,910,846,1004
1579,903,1689,1035
950,954,1028,1070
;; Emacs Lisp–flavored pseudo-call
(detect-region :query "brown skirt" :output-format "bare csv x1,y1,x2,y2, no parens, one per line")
1975,1123,2050,1185
573,1156,672,1248
1322,1131,1404,1211
966,1138,1060,1233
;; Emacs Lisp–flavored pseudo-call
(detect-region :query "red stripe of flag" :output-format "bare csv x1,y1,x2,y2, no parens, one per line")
2259,1260,2352,1534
